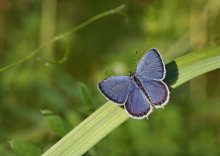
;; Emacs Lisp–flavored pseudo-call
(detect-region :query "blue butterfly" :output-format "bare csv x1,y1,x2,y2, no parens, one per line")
98,48,169,119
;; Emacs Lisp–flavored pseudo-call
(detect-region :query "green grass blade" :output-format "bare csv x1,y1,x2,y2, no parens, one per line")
42,46,220,156
42,102,129,156
165,46,220,89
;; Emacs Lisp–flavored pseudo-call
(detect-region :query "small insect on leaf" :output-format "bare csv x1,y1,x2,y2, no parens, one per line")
98,48,169,119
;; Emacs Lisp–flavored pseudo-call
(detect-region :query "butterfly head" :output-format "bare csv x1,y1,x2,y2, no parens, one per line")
129,71,135,77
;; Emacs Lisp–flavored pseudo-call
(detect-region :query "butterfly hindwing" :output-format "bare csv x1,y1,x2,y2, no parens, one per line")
125,85,153,119
139,79,169,108
136,48,165,80
98,76,133,104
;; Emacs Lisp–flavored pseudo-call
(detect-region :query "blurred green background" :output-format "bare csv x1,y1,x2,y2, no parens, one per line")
0,0,220,155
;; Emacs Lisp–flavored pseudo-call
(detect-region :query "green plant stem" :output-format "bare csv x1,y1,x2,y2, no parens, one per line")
0,4,126,72
42,46,220,156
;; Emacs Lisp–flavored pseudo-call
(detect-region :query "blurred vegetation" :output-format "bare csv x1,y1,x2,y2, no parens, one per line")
0,0,220,155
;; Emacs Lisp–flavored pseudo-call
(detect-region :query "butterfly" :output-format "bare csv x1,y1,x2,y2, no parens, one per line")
98,48,169,119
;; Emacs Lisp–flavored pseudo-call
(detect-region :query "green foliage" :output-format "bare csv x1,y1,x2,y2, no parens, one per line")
0,4,126,72
79,83,94,112
10,140,42,156
1,1,220,156
42,110,72,137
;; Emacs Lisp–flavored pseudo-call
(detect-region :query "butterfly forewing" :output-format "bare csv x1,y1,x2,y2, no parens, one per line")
136,48,165,80
125,85,153,119
98,76,133,104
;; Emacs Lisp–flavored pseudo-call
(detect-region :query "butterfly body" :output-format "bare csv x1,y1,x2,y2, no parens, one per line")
98,48,169,119
130,72,154,107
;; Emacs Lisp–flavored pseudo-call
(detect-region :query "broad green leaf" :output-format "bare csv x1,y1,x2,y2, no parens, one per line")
42,110,72,137
10,140,42,156
164,46,220,89
42,46,220,156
